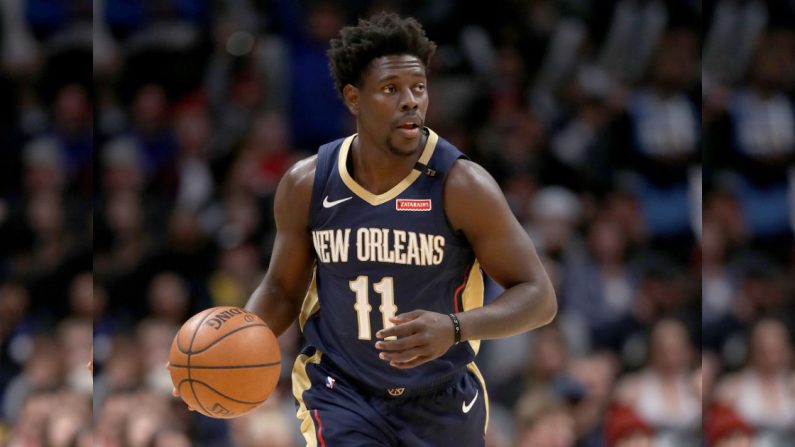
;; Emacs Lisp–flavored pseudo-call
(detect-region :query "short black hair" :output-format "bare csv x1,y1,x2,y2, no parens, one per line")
328,12,436,95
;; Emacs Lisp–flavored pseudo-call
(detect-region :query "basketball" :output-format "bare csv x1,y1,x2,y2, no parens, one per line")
168,306,281,419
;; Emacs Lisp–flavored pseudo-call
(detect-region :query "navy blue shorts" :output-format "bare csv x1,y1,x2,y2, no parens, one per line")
292,346,489,447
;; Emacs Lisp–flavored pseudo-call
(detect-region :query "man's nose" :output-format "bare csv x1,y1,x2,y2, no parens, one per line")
399,88,419,111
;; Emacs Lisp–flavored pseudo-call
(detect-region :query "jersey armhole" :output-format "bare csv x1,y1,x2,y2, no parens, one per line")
441,156,471,244
309,142,337,226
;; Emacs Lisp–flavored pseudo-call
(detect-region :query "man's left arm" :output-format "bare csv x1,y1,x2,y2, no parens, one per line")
443,159,557,340
376,160,556,368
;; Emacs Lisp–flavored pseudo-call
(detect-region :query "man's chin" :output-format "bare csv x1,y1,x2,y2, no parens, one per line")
387,136,423,157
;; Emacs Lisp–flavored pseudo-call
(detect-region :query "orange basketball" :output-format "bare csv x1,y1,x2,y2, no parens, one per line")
168,306,281,419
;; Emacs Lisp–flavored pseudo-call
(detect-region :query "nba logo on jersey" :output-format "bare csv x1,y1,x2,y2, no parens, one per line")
325,376,336,389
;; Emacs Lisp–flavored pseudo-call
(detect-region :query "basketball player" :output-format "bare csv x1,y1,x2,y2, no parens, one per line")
179,12,556,446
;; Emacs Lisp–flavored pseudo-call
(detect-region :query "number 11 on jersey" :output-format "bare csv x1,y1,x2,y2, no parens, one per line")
349,276,397,340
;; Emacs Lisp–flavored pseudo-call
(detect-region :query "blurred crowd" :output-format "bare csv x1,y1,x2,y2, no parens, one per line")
0,0,790,446
0,0,93,445
702,1,795,447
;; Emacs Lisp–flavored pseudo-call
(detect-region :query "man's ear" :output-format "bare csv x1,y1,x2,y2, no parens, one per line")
342,84,359,116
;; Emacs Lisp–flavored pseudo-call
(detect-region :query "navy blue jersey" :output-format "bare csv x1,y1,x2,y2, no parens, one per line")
299,128,485,395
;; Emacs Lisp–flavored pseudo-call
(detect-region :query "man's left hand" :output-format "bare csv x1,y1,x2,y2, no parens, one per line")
375,310,457,369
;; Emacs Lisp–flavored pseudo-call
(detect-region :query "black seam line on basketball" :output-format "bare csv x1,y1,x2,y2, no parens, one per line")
182,323,272,355
176,307,216,354
175,318,269,355
169,361,281,369
175,378,267,405
187,308,216,416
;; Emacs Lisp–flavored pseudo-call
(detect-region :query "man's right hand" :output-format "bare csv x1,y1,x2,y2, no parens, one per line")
166,362,194,411
170,388,195,411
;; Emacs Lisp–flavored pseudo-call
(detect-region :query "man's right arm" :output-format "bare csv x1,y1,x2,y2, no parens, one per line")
245,156,317,336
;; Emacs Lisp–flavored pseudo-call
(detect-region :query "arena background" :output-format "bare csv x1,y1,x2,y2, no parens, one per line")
0,0,791,446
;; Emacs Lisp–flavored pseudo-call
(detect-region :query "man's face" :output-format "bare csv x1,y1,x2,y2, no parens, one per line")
347,55,429,157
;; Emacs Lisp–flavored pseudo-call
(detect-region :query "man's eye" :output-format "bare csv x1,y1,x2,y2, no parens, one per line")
383,85,396,93
415,84,426,92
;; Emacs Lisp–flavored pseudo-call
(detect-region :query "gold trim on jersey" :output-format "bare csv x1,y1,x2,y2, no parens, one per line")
338,128,439,206
461,260,485,354
292,350,323,447
299,267,319,331
467,362,490,435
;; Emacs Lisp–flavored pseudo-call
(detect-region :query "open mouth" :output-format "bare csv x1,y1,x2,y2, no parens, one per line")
397,123,420,130
395,123,421,138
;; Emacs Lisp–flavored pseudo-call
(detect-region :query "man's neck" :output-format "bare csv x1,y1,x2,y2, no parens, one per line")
349,131,427,195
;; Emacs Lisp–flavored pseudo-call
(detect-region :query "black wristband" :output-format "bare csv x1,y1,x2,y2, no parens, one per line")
448,313,461,345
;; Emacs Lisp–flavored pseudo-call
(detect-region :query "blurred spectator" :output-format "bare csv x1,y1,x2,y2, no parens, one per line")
100,137,146,195
42,395,91,447
603,404,653,447
705,404,754,447
225,112,305,198
21,139,67,195
122,395,176,447
125,83,179,191
208,243,265,308
600,190,647,248
702,218,737,326
22,191,68,275
0,282,37,381
490,323,576,410
93,337,142,405
56,318,93,395
271,0,350,151
701,351,721,410
704,252,791,359
147,272,191,326
213,193,266,250
43,83,92,190
478,111,547,222
228,395,299,447
713,319,795,447
515,390,577,447
597,0,670,85
68,272,93,321
526,186,583,261
613,319,700,447
91,282,117,373
631,254,695,328
562,217,636,352
152,429,193,447
9,390,90,447
135,319,178,396
205,52,269,159
174,105,216,212
721,30,795,254
2,337,63,424
544,65,616,194
569,354,620,446
146,208,217,297
618,28,699,256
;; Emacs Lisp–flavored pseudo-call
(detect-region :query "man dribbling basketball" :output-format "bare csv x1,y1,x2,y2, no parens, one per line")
178,12,556,446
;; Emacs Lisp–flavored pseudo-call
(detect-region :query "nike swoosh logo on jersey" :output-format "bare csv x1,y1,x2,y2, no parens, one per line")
323,196,353,208
462,389,479,414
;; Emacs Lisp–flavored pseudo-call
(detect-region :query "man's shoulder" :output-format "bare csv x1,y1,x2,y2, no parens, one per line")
443,158,513,233
274,155,317,224
445,159,499,195
281,154,317,194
